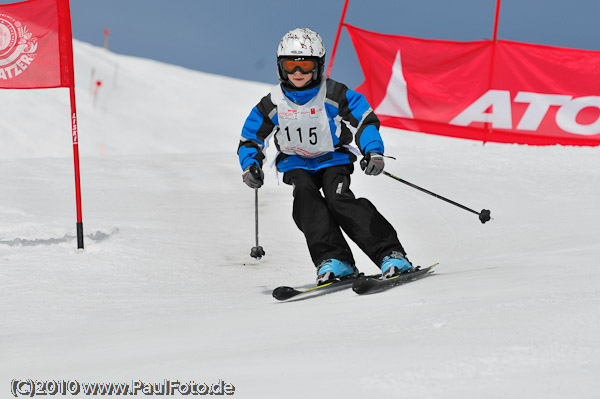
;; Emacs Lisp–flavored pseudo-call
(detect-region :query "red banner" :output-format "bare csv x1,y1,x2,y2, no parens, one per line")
0,0,73,89
1,0,82,249
345,24,600,146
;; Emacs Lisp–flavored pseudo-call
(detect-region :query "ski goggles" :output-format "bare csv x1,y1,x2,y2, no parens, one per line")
280,58,317,74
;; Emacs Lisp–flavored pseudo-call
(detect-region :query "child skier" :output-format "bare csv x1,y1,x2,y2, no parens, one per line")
238,28,412,285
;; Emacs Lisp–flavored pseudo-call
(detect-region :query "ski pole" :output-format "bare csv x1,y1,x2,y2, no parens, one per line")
383,171,492,224
250,188,266,259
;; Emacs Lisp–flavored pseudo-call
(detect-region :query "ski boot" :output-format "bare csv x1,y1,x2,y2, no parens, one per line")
316,259,357,285
381,251,414,279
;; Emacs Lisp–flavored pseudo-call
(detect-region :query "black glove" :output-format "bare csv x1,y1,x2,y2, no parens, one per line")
242,164,264,189
361,153,384,176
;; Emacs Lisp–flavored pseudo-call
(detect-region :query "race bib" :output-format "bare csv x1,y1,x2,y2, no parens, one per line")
271,81,334,158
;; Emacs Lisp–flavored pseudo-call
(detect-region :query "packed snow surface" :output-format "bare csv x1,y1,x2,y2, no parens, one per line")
1,41,599,398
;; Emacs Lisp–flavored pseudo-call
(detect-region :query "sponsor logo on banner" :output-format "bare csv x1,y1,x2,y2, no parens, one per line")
346,23,600,145
375,55,600,136
450,90,600,136
375,51,414,119
0,13,38,81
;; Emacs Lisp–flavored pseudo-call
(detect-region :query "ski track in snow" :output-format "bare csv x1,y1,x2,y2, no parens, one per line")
1,40,599,399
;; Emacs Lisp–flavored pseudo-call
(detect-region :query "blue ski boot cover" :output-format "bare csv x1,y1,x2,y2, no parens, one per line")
381,251,413,279
316,259,356,285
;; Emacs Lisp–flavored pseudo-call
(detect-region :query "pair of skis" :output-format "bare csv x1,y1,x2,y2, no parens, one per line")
272,263,438,302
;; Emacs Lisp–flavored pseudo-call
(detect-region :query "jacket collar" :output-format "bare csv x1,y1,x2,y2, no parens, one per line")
281,84,321,105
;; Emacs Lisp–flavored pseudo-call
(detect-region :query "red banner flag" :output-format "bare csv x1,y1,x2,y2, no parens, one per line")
0,0,73,88
1,0,83,249
345,24,600,146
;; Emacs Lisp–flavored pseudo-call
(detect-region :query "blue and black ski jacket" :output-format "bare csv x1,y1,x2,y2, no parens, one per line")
237,78,385,173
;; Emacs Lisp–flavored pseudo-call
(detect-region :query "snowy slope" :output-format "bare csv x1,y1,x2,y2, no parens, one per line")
1,41,599,399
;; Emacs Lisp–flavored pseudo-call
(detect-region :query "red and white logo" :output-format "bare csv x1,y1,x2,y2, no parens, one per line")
346,24,600,146
0,13,38,81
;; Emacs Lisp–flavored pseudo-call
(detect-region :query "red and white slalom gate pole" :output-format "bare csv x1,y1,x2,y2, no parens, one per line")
93,79,102,107
58,0,84,250
104,28,110,49
492,0,501,42
484,0,502,143
326,0,349,78
70,87,84,250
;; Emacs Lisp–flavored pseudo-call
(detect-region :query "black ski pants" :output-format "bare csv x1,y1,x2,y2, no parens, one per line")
283,164,405,268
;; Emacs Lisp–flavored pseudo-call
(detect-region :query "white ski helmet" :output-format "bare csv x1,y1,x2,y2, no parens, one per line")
276,28,326,87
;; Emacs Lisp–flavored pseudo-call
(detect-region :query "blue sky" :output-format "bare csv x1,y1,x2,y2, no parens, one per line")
5,0,600,88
